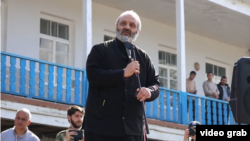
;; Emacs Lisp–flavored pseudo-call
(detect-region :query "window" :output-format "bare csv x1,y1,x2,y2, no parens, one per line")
40,18,69,66
205,63,226,84
158,51,177,90
104,35,114,41
39,16,74,88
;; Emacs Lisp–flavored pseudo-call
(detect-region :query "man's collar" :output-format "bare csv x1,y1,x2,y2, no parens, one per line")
219,82,228,86
13,126,29,134
68,126,82,130
116,37,123,43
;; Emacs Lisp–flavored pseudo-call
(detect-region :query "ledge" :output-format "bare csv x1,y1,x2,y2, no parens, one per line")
1,93,70,110
1,93,188,130
147,119,187,130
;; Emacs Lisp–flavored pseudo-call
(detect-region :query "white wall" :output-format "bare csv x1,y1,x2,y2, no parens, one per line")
148,124,185,141
1,100,70,128
92,2,249,96
1,0,8,52
5,0,85,68
4,0,249,96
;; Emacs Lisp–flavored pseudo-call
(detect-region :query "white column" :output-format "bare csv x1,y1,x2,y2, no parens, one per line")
176,0,186,92
82,0,92,59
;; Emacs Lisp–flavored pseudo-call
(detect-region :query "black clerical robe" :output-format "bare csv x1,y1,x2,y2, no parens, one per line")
83,38,160,137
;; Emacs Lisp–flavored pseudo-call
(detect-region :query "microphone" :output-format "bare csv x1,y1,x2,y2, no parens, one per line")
122,36,133,59
122,36,150,135
122,36,134,49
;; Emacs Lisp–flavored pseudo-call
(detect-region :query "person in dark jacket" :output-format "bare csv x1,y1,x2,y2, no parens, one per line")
217,76,231,125
82,10,160,141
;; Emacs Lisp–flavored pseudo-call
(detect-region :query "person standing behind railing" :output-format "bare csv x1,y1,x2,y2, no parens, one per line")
203,72,220,125
186,71,197,120
217,76,231,125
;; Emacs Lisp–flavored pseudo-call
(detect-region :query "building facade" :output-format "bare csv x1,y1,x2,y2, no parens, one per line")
1,0,250,140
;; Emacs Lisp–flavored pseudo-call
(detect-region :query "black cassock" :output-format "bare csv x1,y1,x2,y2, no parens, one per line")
82,38,160,141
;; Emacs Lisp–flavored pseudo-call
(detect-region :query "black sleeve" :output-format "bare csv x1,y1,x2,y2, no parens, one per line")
144,53,160,102
86,45,125,87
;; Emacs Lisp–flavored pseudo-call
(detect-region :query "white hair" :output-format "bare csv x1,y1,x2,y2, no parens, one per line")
16,108,32,121
115,10,142,31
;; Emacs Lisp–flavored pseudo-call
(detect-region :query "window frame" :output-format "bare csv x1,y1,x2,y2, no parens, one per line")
39,14,75,90
103,29,115,42
158,46,178,90
40,14,73,66
158,46,178,110
104,35,115,41
205,59,229,84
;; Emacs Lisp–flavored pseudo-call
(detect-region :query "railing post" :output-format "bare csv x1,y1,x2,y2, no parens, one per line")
1,54,7,92
29,61,36,98
74,70,80,104
181,91,187,125
160,89,164,120
166,91,171,120
57,67,63,101
66,69,72,102
19,59,26,95
10,57,16,92
82,70,87,107
178,91,182,123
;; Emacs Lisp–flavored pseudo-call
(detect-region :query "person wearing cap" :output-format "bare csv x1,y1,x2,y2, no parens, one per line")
183,121,200,141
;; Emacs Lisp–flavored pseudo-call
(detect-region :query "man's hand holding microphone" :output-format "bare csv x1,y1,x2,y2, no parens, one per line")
123,59,151,101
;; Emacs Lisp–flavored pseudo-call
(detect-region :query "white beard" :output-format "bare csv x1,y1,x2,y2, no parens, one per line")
116,28,139,43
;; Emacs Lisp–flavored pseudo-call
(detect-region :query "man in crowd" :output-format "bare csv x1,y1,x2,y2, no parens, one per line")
203,72,220,125
217,76,231,125
186,71,197,120
56,105,85,141
1,108,40,141
83,10,160,141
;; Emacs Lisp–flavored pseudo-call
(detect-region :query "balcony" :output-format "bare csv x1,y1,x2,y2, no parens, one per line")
0,52,239,125
1,52,88,107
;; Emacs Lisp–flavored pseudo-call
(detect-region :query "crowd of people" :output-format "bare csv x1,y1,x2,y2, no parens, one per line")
1,106,85,141
0,9,231,141
186,71,231,125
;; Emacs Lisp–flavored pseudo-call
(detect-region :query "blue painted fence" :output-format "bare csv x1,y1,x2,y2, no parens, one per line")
1,52,88,107
145,87,241,125
1,51,242,125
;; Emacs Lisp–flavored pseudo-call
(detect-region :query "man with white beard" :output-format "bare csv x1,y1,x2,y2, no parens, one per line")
82,10,160,141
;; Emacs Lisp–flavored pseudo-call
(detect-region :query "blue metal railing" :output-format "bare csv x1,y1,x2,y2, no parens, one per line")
145,88,239,125
184,92,236,125
1,51,242,125
1,52,88,107
146,87,181,123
